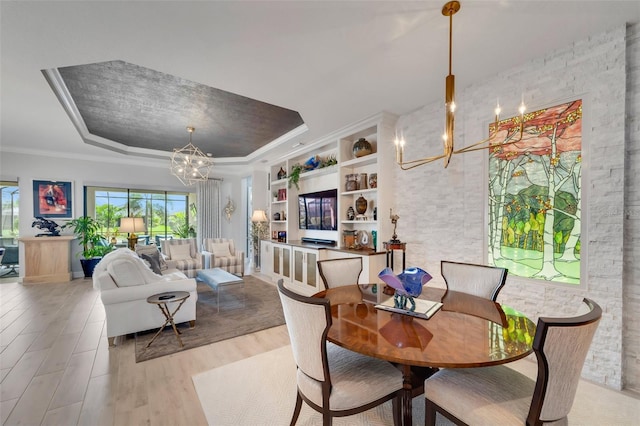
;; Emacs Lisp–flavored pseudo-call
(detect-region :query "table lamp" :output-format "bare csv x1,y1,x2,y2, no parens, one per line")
119,217,146,250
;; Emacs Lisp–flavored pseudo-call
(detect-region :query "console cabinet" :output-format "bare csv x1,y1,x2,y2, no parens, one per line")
292,246,321,294
271,243,291,283
18,236,74,283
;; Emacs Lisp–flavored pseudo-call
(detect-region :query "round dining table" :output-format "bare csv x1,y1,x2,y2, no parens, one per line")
314,285,536,426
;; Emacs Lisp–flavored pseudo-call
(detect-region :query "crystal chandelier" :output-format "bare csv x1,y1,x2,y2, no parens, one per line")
395,1,527,170
170,127,213,185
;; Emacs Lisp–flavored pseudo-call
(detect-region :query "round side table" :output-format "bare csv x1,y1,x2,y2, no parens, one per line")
146,291,190,348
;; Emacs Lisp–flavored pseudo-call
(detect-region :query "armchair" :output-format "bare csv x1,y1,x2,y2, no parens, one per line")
160,238,202,278
92,248,197,346
202,238,244,276
0,245,19,277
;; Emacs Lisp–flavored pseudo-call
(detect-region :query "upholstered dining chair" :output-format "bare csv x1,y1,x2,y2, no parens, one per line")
317,257,363,290
424,298,602,426
441,260,508,301
277,279,403,426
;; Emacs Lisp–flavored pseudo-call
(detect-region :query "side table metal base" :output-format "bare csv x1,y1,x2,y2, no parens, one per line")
146,291,190,349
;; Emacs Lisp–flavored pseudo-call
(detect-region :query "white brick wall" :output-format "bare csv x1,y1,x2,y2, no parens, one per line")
393,24,635,390
623,23,640,393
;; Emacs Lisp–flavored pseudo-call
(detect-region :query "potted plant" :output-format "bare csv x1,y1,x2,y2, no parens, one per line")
288,164,303,190
63,216,114,277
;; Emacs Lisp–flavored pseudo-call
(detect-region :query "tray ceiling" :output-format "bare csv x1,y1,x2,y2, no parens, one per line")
49,60,305,159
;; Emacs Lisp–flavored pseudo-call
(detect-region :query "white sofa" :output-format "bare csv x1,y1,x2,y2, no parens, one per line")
92,248,198,346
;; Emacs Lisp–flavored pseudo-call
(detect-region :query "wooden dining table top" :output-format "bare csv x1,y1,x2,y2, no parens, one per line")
315,285,536,369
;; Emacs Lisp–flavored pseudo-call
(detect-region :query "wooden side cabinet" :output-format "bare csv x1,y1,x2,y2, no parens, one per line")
18,236,74,284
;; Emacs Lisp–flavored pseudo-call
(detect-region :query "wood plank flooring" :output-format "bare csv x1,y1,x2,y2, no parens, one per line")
1,277,638,425
0,278,289,425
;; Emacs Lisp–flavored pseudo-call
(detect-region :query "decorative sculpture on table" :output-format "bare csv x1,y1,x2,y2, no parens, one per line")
31,217,61,237
389,208,400,243
378,267,433,311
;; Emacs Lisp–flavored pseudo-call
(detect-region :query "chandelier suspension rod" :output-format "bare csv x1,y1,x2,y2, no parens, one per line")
394,1,527,171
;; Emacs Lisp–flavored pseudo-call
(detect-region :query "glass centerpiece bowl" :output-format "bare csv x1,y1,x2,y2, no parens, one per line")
378,267,433,311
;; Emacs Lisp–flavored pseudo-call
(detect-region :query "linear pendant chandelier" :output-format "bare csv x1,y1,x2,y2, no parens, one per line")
170,127,213,185
395,1,527,170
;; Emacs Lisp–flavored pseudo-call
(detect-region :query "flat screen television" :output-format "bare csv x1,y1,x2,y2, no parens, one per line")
298,189,338,230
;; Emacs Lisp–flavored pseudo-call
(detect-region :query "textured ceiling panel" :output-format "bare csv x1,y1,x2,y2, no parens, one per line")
57,60,304,158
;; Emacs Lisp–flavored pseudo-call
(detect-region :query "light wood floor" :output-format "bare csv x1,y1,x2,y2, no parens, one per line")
0,277,290,425
1,277,638,425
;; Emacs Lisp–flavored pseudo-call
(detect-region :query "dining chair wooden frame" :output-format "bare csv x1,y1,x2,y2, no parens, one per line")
441,260,508,301
277,279,402,426
424,298,602,426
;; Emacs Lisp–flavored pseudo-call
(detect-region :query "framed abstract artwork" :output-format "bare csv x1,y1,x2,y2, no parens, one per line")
32,180,73,219
487,99,582,285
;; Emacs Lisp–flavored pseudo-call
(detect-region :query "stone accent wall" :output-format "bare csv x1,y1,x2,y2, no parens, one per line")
394,24,634,390
623,23,640,393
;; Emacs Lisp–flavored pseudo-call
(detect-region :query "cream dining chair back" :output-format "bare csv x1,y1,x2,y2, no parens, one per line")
424,298,602,426
277,279,403,426
441,260,507,301
317,257,363,290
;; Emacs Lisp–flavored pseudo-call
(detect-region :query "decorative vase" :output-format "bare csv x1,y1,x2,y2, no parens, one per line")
358,173,368,189
352,138,372,158
277,167,286,180
345,174,358,192
273,212,280,221
369,173,377,188
355,195,367,215
347,206,355,220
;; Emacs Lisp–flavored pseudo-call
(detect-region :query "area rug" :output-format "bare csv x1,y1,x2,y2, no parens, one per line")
193,346,629,426
192,345,435,426
135,275,285,362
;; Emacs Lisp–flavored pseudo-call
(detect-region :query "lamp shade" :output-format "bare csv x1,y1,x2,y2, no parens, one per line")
119,217,146,233
251,210,268,223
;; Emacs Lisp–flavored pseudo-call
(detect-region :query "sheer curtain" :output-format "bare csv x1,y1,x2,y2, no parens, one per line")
196,179,221,248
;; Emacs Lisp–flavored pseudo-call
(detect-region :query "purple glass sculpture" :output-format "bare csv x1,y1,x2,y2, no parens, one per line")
378,267,433,311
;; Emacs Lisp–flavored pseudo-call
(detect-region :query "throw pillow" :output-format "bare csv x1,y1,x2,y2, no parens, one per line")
140,253,162,275
135,243,168,270
170,243,193,260
210,242,232,258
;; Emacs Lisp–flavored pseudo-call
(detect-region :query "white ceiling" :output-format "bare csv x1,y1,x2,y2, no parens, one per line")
2,1,639,171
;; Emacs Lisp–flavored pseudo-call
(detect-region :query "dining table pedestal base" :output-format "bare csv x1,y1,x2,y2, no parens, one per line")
398,364,438,425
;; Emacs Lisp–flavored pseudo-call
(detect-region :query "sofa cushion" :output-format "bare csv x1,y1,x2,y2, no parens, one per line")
140,253,162,275
106,257,148,287
135,243,168,271
210,242,232,258
170,244,193,260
